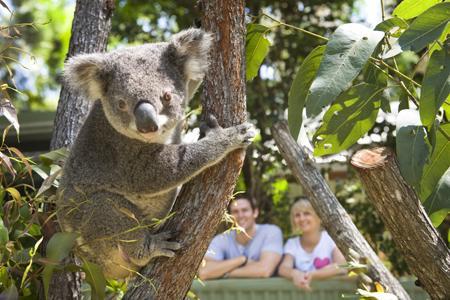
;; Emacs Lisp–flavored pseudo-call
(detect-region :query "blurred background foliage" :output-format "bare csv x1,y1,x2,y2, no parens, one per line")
2,0,443,278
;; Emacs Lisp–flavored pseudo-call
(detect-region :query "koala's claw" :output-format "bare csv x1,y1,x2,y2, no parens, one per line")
236,122,256,146
146,231,181,259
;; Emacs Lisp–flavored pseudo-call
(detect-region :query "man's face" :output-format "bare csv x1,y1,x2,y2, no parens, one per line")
230,199,258,231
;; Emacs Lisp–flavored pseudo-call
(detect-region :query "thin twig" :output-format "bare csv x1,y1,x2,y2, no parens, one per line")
261,13,329,41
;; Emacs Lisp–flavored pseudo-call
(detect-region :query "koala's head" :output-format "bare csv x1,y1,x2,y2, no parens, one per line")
64,28,212,143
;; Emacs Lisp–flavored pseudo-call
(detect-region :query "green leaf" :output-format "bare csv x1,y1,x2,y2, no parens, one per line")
396,109,430,189
288,45,325,140
46,232,78,262
429,209,449,227
363,63,388,88
0,219,8,246
423,167,450,215
392,3,450,54
246,24,271,81
305,23,384,117
374,17,409,36
43,232,79,299
430,23,450,56
420,44,450,129
393,0,441,20
313,84,382,156
39,147,69,167
420,124,450,200
82,259,106,300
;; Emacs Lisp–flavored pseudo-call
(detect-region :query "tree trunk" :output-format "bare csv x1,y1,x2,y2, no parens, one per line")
123,1,246,299
271,121,411,300
47,1,114,299
351,147,450,299
50,0,114,150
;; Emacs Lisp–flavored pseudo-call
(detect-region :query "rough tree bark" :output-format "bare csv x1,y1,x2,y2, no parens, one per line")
123,1,247,299
271,121,411,300
50,0,114,150
351,147,450,299
46,1,114,299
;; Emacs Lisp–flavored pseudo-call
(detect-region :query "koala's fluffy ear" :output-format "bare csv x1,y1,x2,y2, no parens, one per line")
170,28,212,82
63,53,106,101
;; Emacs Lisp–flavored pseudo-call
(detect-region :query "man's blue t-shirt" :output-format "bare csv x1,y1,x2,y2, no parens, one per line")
205,224,283,261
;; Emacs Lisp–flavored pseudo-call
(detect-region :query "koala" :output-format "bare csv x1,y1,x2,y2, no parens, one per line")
56,28,255,279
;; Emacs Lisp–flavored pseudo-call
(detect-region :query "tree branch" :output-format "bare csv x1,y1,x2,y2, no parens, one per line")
351,147,450,299
271,121,411,300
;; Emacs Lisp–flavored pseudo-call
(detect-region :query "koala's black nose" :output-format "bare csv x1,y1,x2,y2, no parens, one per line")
134,101,159,133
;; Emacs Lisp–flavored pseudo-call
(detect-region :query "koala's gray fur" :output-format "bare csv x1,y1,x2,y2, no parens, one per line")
56,28,255,279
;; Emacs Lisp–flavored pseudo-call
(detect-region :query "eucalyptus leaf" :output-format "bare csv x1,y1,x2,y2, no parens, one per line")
305,23,384,117
429,209,449,227
423,167,450,215
393,0,441,20
246,24,271,81
0,219,8,246
313,84,382,156
420,124,450,201
396,109,430,189
82,259,107,300
43,232,79,299
46,232,78,262
374,17,408,34
420,44,450,129
288,45,325,140
387,3,450,56
429,23,450,56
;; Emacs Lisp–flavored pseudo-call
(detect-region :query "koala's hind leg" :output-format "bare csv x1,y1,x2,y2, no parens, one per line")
66,191,180,278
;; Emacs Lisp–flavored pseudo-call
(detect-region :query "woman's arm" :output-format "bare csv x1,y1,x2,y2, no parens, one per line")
309,247,347,280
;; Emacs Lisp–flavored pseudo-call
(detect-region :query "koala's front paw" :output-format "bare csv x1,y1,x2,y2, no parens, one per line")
146,231,181,259
230,122,256,147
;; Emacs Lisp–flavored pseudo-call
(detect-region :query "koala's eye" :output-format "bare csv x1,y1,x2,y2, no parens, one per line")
162,91,172,102
118,100,128,111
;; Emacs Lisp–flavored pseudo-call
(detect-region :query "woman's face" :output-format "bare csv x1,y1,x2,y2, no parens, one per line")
293,207,321,234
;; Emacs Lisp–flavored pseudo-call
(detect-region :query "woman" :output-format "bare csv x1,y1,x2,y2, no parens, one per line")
278,198,346,291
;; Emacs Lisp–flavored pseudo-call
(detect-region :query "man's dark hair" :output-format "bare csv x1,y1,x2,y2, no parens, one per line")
229,197,257,211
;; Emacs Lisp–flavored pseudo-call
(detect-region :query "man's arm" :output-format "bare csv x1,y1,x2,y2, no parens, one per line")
198,256,246,280
227,251,281,278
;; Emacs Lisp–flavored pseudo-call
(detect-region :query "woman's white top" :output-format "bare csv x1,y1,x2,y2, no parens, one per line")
283,231,336,272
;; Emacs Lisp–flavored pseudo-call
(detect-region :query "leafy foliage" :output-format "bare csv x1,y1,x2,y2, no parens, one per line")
247,0,450,227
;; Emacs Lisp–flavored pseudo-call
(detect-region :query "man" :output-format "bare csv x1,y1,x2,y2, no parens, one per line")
198,198,283,280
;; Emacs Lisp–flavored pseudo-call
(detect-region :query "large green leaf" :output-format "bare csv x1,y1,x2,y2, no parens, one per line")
288,45,325,140
246,24,271,81
305,23,384,117
420,44,450,129
82,259,106,300
429,209,449,227
313,84,382,156
395,3,450,54
42,232,79,299
393,0,441,20
419,123,450,200
396,109,430,189
423,167,450,215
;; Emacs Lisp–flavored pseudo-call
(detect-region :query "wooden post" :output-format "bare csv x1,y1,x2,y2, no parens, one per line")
272,121,410,299
123,1,247,299
351,147,450,299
